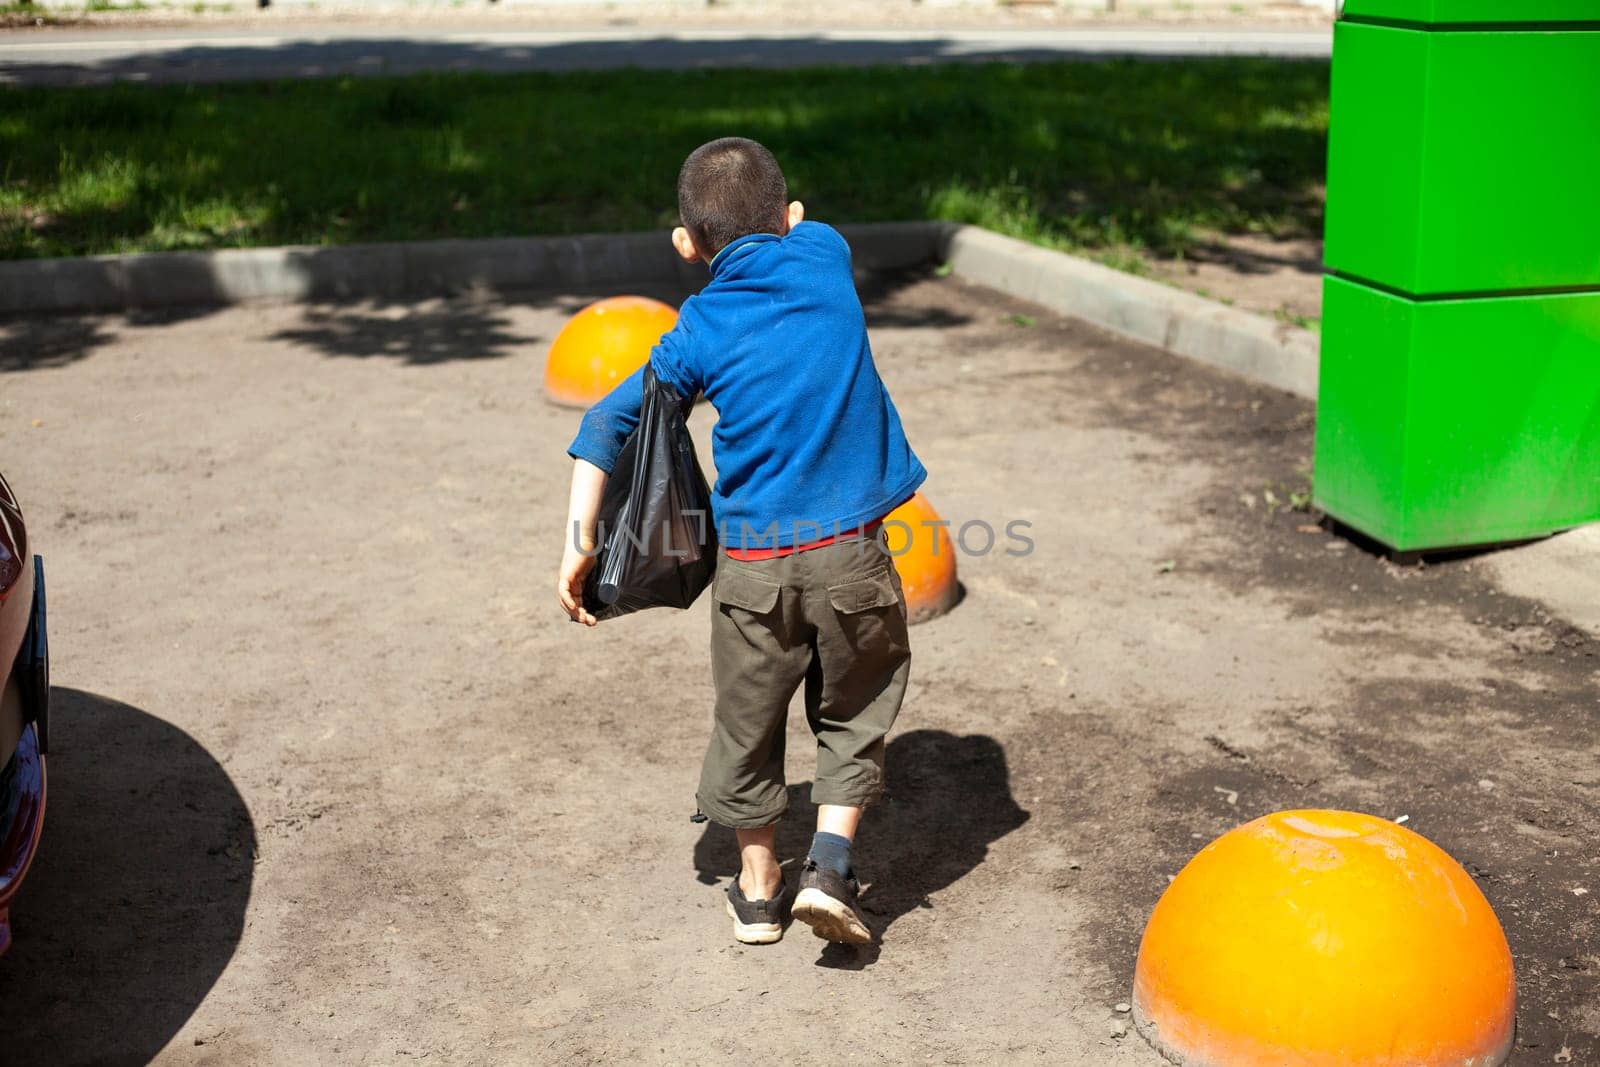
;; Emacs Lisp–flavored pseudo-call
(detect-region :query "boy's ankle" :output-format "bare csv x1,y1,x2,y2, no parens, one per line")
738,865,784,901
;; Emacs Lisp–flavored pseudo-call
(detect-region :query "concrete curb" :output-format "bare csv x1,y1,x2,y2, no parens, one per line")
0,220,1317,399
934,223,1319,399
0,222,944,318
0,232,702,314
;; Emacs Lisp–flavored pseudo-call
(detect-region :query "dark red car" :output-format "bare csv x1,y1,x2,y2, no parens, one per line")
0,472,48,955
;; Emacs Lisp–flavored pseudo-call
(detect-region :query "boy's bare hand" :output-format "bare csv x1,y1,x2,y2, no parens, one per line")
557,546,599,627
559,459,609,627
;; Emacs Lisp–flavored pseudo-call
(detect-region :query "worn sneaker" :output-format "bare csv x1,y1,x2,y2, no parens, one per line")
726,873,793,945
792,859,872,944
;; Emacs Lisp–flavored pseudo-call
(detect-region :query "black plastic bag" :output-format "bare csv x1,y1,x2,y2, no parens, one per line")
582,366,717,621
16,556,48,753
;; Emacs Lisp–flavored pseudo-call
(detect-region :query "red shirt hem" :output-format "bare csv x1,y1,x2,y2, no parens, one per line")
724,519,885,562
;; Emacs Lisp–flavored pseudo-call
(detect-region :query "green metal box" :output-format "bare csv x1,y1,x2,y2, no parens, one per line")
1340,0,1600,24
1314,277,1600,551
1324,23,1600,295
1314,8,1600,551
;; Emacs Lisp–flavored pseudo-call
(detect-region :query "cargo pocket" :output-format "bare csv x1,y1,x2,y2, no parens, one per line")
716,567,781,616
818,568,910,688
826,573,902,615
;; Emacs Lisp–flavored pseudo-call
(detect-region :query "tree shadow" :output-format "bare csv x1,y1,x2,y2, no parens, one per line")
0,688,255,1065
858,269,974,330
0,253,936,371
267,297,541,364
1,303,240,373
692,728,1029,969
0,315,119,372
1176,236,1325,277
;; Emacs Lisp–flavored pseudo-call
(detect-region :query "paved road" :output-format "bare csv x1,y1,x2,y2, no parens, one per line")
0,25,1331,86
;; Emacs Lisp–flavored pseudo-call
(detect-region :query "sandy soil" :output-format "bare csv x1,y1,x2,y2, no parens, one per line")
0,268,1594,1064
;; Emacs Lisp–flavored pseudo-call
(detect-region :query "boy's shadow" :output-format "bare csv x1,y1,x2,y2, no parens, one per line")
692,729,1030,970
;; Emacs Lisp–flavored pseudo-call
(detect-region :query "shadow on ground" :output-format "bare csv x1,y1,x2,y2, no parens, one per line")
0,315,121,372
0,688,255,1064
1180,236,1323,277
268,299,541,364
0,303,251,372
1321,513,1545,568
858,271,974,331
692,728,1029,969
1,264,947,372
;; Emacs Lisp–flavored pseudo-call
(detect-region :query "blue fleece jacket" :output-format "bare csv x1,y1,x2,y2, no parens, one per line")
567,221,926,549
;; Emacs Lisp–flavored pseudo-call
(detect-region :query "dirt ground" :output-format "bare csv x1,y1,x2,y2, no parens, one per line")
1147,233,1325,328
0,267,1594,1065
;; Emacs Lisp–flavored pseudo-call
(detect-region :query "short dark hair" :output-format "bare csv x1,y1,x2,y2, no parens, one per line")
677,137,788,258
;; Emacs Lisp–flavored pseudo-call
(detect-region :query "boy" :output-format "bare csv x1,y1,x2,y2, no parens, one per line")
556,137,925,946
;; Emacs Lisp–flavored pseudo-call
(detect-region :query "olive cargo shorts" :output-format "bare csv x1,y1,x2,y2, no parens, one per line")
696,537,912,829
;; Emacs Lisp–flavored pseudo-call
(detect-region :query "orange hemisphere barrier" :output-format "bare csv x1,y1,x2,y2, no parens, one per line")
1133,809,1516,1067
882,492,959,625
543,296,679,408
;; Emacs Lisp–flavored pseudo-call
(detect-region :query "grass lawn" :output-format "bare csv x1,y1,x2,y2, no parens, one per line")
0,60,1329,268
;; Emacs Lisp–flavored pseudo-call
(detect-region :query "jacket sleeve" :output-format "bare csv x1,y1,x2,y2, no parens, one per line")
646,305,701,400
565,317,699,474
565,362,646,474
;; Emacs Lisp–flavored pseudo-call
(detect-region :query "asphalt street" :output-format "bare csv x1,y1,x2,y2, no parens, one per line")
0,25,1332,85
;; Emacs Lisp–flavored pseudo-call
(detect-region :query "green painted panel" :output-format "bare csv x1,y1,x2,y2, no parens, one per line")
1342,0,1600,24
1324,24,1427,293
1314,276,1600,550
1312,276,1415,540
1325,23,1600,294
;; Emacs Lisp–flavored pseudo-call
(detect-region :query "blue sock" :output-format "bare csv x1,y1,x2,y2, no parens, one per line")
808,832,853,878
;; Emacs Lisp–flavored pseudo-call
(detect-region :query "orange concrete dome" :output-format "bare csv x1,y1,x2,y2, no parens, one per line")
882,492,959,625
1133,809,1516,1067
543,296,679,408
